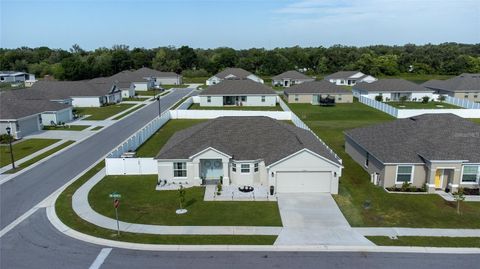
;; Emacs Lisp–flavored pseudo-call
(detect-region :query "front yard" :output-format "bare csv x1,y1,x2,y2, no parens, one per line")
188,103,283,111
288,101,480,228
0,138,60,167
386,101,461,109
89,175,282,226
75,104,136,120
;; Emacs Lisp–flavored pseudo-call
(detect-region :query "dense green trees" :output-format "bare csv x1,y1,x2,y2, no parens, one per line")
0,43,479,81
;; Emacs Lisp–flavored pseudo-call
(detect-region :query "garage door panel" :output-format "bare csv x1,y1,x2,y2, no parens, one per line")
276,171,331,193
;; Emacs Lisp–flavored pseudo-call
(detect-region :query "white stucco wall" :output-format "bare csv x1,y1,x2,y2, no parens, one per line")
72,97,102,107
199,96,223,106
133,82,149,91
157,77,181,85
0,115,42,138
199,95,276,107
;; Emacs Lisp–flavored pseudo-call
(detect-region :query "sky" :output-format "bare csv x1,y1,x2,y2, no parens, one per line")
1,0,479,50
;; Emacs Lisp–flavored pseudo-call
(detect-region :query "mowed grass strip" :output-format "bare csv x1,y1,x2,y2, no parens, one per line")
89,175,282,226
91,126,104,131
367,236,480,248
55,162,277,245
4,140,75,174
135,119,206,157
288,101,480,228
0,138,60,167
386,101,461,109
76,104,136,120
112,104,146,120
43,125,90,131
189,103,283,111
122,97,150,102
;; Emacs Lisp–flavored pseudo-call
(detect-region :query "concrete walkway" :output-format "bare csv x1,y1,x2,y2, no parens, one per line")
72,169,281,236
274,193,374,246
354,227,480,237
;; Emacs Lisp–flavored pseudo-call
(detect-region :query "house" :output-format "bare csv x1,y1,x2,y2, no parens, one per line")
325,71,377,86
0,71,37,87
353,79,436,101
284,80,353,104
91,70,155,93
345,114,480,193
156,116,343,194
423,73,480,102
206,68,264,85
134,67,183,86
199,80,277,107
0,90,73,138
30,80,122,107
89,77,136,98
272,70,314,87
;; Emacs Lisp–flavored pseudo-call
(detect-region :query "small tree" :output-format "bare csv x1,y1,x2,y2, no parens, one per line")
421,96,429,103
375,95,383,102
216,182,222,195
437,95,446,102
178,185,186,210
453,188,465,215
399,96,408,104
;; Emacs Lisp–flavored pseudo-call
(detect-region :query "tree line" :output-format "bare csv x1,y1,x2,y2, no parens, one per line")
1,43,479,81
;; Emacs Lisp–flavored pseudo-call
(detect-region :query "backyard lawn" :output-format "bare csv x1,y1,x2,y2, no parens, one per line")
0,138,60,167
75,104,136,120
188,103,283,111
386,101,461,109
43,125,90,131
288,101,480,228
136,119,207,157
367,236,480,248
89,175,282,226
471,118,480,124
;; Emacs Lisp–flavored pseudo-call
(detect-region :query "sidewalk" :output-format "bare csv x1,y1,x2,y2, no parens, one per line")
72,168,281,236
354,227,480,237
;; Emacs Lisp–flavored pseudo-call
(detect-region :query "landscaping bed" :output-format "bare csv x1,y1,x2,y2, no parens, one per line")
367,236,480,248
463,188,479,196
75,104,136,120
385,101,461,109
0,138,60,167
188,103,283,111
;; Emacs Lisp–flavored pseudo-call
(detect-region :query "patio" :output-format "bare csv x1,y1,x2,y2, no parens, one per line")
204,185,276,201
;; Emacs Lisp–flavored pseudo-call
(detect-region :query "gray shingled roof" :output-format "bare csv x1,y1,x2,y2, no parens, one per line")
0,89,70,120
272,70,312,80
200,80,276,96
354,79,432,93
156,116,341,165
345,114,480,164
284,80,352,95
422,73,480,92
134,67,180,78
325,71,364,80
214,68,253,80
30,80,118,99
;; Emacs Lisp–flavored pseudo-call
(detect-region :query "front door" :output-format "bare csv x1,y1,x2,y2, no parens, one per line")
434,170,443,188
200,159,223,179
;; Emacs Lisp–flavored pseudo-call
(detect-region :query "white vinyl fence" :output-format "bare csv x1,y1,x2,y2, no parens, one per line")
358,95,398,117
170,109,292,120
278,96,291,111
445,96,480,109
106,158,157,175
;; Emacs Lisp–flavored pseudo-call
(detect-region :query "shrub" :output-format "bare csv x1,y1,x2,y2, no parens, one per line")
437,95,446,102
421,96,430,103
0,134,13,144
182,68,209,77
400,181,411,192
375,95,383,102
399,96,408,104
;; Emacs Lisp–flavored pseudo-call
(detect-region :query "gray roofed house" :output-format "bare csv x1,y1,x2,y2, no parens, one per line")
352,79,435,101
0,71,37,86
344,114,480,193
422,73,480,102
206,67,264,85
155,116,343,194
325,71,376,86
272,70,314,87
283,80,353,104
133,67,183,86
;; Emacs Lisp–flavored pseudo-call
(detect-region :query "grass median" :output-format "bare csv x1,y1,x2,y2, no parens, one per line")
76,104,136,120
0,138,60,167
112,104,145,120
367,236,480,248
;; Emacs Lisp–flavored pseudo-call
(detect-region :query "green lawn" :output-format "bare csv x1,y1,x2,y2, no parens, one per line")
75,104,136,120
137,90,171,96
162,84,188,89
55,162,276,245
0,138,60,167
368,236,480,248
470,119,480,124
43,125,90,131
183,77,209,83
122,97,150,102
90,175,282,226
386,102,461,109
379,74,454,84
91,126,104,131
112,104,145,120
4,141,75,174
188,103,283,111
136,119,207,157
288,101,480,228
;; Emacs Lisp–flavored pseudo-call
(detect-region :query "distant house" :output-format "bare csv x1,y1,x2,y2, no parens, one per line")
30,80,122,107
272,70,314,87
93,71,155,93
353,79,436,101
325,71,376,86
134,67,183,86
284,80,353,104
423,73,480,102
345,114,480,193
206,68,264,85
0,90,73,138
0,71,37,87
199,80,277,107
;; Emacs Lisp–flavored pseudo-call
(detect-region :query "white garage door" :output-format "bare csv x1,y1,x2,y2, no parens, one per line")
276,171,331,193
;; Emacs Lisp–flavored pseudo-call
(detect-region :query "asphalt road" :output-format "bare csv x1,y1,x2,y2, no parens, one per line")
0,88,192,230
1,209,479,269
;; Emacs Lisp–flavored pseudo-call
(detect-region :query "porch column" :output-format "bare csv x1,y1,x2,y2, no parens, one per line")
427,167,437,193
222,161,230,186
192,161,201,186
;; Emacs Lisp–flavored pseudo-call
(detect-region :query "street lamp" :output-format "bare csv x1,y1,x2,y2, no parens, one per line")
5,127,15,169
157,87,163,117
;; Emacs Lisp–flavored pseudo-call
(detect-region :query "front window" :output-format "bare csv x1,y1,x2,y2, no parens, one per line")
254,163,259,172
173,162,187,177
462,165,479,183
241,164,250,173
396,165,413,183
207,96,211,103
232,163,236,172
241,96,247,102
338,95,342,101
261,96,265,102
295,95,299,101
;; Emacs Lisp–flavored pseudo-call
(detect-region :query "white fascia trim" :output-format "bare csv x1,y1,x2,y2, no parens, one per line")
266,148,343,169
156,159,189,162
188,147,232,160
428,160,469,163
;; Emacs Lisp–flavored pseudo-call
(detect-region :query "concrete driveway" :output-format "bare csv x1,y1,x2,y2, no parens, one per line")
275,193,374,246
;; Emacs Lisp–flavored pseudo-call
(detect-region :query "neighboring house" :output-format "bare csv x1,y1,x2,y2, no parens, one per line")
423,73,480,102
30,80,122,107
325,71,377,86
284,80,353,104
199,80,277,107
0,90,73,138
91,71,155,93
0,71,37,87
345,114,480,193
272,70,314,87
89,77,135,98
206,68,264,85
134,67,183,85
353,79,436,101
156,116,343,194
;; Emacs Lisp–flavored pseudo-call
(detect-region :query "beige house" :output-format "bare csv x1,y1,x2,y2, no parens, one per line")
423,73,480,102
284,80,353,104
345,114,480,193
